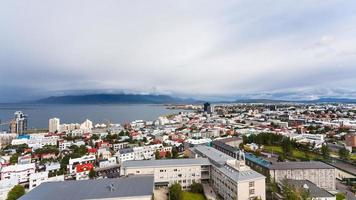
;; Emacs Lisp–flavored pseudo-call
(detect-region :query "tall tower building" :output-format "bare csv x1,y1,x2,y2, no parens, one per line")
13,111,28,134
203,102,213,114
49,118,60,133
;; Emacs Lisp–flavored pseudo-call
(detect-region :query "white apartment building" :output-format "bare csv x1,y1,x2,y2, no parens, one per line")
80,119,93,130
27,136,58,149
115,144,172,163
29,172,64,190
121,158,210,189
113,142,128,151
0,133,17,149
0,163,35,183
98,157,117,168
49,118,60,133
45,162,61,173
58,140,85,151
11,134,58,150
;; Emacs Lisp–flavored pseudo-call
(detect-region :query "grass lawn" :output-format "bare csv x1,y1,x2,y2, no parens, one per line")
350,154,356,160
181,191,206,200
263,145,322,160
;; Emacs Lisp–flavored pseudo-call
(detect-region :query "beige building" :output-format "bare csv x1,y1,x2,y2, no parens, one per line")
121,158,210,189
191,146,266,200
121,145,266,200
269,162,336,190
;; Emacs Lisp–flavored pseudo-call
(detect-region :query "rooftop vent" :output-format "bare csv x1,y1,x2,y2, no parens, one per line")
107,183,116,192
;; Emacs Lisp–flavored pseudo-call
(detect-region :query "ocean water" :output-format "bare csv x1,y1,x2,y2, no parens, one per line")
0,104,185,130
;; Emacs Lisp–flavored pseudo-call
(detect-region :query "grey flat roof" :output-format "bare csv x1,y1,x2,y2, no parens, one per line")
192,145,235,165
20,175,154,200
285,179,334,197
270,161,335,170
122,158,210,168
217,165,265,183
118,148,134,154
212,139,238,153
192,145,265,183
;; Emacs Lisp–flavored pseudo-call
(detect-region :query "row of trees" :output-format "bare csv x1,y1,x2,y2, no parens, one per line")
242,133,295,157
243,132,352,161
155,147,179,159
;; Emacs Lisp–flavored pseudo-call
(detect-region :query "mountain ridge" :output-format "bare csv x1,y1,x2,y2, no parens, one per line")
31,94,356,104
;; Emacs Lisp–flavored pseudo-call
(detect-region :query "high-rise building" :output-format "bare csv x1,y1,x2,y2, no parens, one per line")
49,118,60,133
80,119,93,130
203,102,213,114
10,111,28,134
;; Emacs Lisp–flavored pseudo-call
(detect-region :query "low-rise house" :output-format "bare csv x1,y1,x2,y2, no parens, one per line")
98,157,117,168
29,171,64,190
0,163,36,183
68,155,96,174
75,163,94,180
282,179,335,200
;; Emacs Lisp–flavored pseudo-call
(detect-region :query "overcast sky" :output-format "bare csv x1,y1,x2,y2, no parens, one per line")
1,0,356,102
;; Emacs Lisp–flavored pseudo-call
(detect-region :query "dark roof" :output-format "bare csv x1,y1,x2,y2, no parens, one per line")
20,175,154,200
212,139,238,153
270,161,334,170
284,179,334,198
118,148,134,154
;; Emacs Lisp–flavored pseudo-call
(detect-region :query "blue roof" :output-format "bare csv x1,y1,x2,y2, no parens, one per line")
245,153,272,168
17,134,30,139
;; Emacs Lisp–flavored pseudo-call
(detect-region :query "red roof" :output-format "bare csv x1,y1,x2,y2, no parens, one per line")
76,163,94,173
159,151,167,157
87,148,97,153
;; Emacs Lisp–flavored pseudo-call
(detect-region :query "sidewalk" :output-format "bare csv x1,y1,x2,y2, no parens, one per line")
203,183,217,200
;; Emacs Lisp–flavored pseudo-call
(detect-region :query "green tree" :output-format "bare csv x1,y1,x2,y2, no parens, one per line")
321,144,330,160
267,178,278,200
166,151,172,159
277,154,285,162
155,150,161,160
7,185,25,200
336,193,345,200
242,135,248,144
338,148,350,160
89,168,96,179
190,181,204,193
10,153,20,164
169,183,182,200
172,147,179,159
91,134,99,140
281,138,292,157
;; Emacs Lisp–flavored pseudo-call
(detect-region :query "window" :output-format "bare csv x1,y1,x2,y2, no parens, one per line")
136,171,140,173
249,181,254,187
249,189,255,195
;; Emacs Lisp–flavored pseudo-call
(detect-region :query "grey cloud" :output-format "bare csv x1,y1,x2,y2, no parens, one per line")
1,0,356,102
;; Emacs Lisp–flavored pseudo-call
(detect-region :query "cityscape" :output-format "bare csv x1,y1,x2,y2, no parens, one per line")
1,103,356,200
1,0,356,200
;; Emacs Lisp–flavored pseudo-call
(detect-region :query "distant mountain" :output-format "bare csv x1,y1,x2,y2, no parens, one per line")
232,99,290,103
34,94,200,104
31,94,356,105
309,98,356,103
232,98,356,104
